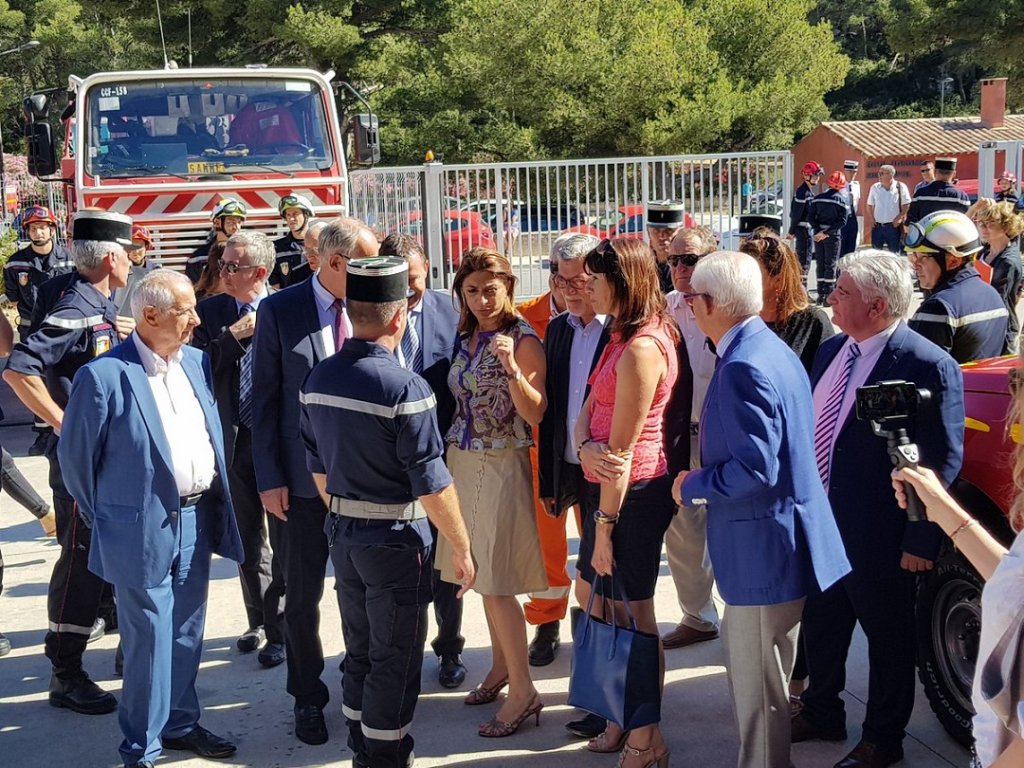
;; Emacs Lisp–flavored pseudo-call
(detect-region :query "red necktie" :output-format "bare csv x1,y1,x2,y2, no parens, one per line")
333,298,347,353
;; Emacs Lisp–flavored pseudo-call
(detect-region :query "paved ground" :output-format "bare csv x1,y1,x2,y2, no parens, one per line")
0,327,972,768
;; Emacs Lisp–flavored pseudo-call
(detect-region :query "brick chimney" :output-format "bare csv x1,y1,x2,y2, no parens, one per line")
981,77,1007,129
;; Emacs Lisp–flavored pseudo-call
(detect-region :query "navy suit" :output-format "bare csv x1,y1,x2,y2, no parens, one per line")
58,337,243,767
409,288,464,659
193,292,286,646
250,277,332,710
801,322,964,747
681,318,850,768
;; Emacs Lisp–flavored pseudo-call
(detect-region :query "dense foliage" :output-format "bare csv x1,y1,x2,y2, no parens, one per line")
0,0,1019,164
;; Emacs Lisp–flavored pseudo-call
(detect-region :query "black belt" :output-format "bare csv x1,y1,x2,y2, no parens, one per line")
873,221,898,227
180,492,206,508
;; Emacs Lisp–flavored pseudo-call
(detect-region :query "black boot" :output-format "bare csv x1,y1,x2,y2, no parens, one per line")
48,673,117,714
528,620,560,666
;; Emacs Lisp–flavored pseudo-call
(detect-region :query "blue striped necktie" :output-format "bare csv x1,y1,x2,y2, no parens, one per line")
814,342,861,490
401,313,422,374
237,303,256,428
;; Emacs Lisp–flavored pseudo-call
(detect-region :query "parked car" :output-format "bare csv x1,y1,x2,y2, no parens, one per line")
402,209,495,268
565,204,696,240
916,355,1020,746
748,179,786,209
469,200,585,234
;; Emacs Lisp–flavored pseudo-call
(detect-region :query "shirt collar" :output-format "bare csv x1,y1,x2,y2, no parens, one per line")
311,273,338,311
846,321,899,357
567,313,606,331
717,316,757,358
131,332,184,375
234,284,270,314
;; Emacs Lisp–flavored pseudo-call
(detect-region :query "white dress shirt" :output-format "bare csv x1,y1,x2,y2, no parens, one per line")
131,334,216,496
564,313,608,464
667,291,717,420
311,273,351,353
811,323,899,463
867,181,911,224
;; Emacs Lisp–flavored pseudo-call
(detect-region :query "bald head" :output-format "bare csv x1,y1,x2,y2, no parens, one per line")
316,217,379,300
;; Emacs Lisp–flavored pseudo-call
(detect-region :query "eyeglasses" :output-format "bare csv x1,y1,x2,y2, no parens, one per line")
552,274,589,291
667,253,702,268
682,292,710,308
218,259,260,274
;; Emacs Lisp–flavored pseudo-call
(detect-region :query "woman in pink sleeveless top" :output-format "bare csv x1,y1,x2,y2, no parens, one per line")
574,238,679,768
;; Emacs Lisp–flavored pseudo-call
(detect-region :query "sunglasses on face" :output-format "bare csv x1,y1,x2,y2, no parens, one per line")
218,259,259,274
667,253,702,268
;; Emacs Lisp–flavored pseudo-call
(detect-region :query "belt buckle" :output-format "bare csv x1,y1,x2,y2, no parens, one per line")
180,492,203,508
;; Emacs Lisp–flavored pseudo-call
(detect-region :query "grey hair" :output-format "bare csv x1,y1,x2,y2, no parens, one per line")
225,230,276,271
549,233,600,266
306,218,328,236
72,240,121,272
836,249,914,319
690,250,763,317
319,217,368,261
879,164,896,175
130,269,193,322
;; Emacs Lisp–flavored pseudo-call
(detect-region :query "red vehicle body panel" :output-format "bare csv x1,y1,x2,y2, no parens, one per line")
960,356,1020,516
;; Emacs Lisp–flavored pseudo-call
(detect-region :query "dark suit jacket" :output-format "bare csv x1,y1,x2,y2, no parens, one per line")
810,322,965,577
663,334,696,478
681,318,851,606
416,289,460,438
251,279,330,498
192,292,248,466
537,313,611,509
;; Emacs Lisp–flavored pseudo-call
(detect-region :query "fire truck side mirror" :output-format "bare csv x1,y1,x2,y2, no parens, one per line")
351,114,380,165
26,122,57,177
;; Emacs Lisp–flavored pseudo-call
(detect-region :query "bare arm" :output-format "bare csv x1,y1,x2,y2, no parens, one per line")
892,466,1006,580
2,370,64,431
420,483,476,597
991,734,1024,768
491,333,546,425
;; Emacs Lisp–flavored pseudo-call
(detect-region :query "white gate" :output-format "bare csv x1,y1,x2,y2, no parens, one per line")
350,150,791,298
978,140,1024,202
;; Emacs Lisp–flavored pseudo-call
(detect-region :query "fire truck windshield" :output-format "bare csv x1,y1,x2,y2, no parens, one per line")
84,76,334,179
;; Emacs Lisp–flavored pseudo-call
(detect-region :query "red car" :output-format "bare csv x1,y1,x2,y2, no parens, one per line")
402,209,495,268
563,204,697,240
917,356,1020,746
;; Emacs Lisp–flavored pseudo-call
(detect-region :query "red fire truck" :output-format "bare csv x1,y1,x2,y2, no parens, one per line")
35,66,349,267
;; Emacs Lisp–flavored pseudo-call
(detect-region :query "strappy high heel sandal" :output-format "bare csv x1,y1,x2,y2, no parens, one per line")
463,677,509,705
587,727,628,753
617,740,670,768
477,695,543,737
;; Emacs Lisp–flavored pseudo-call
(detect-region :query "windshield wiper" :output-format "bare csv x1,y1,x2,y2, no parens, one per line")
96,165,192,182
216,163,296,178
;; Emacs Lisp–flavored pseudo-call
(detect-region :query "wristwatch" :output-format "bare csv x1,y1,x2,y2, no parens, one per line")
509,369,522,382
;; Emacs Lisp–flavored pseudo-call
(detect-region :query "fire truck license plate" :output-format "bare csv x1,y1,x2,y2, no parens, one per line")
187,161,227,174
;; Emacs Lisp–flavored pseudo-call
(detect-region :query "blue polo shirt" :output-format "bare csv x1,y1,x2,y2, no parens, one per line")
299,338,452,505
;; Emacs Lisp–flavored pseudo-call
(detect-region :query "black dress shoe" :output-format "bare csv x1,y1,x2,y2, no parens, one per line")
0,632,11,657
87,618,106,645
258,642,286,668
438,654,467,689
565,712,607,739
28,430,49,456
295,704,328,745
162,724,237,758
48,673,118,715
528,620,560,666
790,712,847,743
834,739,904,768
237,626,265,653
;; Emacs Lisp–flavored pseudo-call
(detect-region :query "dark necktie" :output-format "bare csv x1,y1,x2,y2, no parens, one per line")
333,299,347,353
401,313,423,374
237,303,256,428
814,343,862,490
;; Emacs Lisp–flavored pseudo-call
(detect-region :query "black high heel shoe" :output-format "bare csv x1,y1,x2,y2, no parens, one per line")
477,695,543,737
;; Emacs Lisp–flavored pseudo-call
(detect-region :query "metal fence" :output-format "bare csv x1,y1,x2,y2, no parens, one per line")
349,151,792,298
1,167,71,246
978,140,1024,202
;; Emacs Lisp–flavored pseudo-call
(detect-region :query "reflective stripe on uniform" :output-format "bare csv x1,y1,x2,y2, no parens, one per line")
913,308,1009,328
49,620,96,635
299,391,437,419
913,195,966,204
361,720,414,742
342,704,362,721
186,253,209,264
43,314,105,330
811,199,847,208
528,584,572,600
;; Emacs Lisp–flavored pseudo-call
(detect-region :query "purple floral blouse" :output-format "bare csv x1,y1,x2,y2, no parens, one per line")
446,317,536,450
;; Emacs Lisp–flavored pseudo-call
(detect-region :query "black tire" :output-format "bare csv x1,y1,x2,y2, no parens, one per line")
915,550,982,748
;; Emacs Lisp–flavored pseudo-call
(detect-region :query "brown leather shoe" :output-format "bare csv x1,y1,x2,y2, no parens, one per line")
790,712,847,743
660,623,719,649
834,739,904,768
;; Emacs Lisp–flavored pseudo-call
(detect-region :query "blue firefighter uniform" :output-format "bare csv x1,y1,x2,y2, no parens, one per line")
908,263,1008,363
808,188,849,299
4,243,74,341
907,180,970,224
300,337,452,768
271,232,307,288
788,181,816,277
840,180,860,256
6,273,120,682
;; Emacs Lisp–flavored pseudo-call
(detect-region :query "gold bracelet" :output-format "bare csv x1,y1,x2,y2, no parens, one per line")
949,518,976,542
594,509,619,525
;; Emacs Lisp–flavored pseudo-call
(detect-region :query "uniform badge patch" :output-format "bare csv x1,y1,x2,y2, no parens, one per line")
94,335,112,356
280,262,291,276
17,271,29,287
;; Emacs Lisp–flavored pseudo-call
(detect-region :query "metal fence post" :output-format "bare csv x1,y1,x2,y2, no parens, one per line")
422,158,446,283
782,154,794,236
640,161,650,245
978,142,996,203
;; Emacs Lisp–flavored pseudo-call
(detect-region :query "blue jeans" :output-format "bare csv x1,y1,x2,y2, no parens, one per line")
871,223,902,253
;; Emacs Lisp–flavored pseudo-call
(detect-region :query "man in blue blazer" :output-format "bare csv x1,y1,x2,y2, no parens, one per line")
59,270,244,768
379,233,468,687
795,250,964,768
250,216,379,745
674,250,851,768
